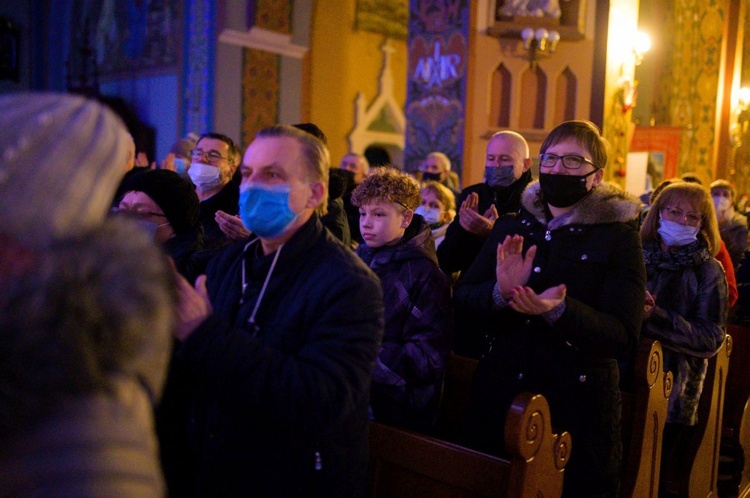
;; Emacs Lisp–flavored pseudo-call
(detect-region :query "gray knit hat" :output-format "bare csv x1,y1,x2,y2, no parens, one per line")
0,93,130,245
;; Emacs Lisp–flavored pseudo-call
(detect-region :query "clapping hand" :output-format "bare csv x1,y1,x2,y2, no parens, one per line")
174,273,213,341
216,210,251,241
644,290,656,320
496,234,537,299
459,192,499,237
509,284,566,315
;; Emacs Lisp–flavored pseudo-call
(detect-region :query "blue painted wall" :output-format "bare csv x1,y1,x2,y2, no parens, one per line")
101,74,180,162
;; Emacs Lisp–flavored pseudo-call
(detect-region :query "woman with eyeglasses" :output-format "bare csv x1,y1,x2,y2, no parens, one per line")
455,120,646,497
639,182,727,484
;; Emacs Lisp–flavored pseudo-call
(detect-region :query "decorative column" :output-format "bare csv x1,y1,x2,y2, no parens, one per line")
182,0,215,136
404,1,470,178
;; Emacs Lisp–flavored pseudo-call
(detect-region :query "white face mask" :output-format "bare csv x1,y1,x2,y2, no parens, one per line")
414,205,443,227
188,163,223,191
657,216,700,247
713,196,731,215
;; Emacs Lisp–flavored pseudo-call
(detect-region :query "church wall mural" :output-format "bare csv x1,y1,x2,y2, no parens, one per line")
404,0,469,178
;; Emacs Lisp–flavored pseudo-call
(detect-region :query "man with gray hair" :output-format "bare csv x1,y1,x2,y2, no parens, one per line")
173,125,384,496
422,151,460,194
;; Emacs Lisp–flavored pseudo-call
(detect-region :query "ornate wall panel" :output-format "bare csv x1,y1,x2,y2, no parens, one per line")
404,0,470,176
652,0,724,182
240,0,291,145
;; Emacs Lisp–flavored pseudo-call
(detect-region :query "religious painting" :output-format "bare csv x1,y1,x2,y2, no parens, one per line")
69,0,182,80
630,126,682,181
355,0,409,40
404,0,469,176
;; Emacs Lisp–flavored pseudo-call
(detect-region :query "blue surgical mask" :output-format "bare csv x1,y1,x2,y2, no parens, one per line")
239,183,297,238
657,216,700,247
414,205,443,227
173,157,188,176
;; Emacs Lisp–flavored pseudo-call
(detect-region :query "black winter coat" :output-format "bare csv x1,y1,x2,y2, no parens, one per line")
176,215,384,497
357,215,452,431
198,171,240,251
455,181,646,498
437,170,532,275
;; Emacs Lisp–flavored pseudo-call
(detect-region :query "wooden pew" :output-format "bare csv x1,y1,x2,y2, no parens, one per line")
721,324,750,497
660,335,731,497
619,338,673,498
434,340,671,498
432,352,479,442
370,392,571,498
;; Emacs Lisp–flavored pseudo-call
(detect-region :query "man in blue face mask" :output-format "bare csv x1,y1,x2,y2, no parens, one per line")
171,125,384,497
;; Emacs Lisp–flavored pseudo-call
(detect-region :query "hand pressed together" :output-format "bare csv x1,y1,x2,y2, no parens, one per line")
216,210,251,241
508,284,566,315
459,192,499,237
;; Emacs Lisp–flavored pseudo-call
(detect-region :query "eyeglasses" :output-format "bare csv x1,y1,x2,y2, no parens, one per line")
114,207,167,220
191,149,229,163
539,153,596,170
661,206,702,227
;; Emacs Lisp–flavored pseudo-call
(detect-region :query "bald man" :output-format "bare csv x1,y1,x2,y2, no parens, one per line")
437,131,533,275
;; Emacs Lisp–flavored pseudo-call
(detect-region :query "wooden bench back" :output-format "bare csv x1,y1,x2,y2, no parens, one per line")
435,340,671,498
661,335,731,497
619,338,672,498
370,392,570,498
719,325,750,497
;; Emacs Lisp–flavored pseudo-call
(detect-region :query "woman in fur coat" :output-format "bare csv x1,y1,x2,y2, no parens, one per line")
455,120,646,498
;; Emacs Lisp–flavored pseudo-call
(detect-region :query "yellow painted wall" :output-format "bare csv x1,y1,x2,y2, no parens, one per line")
652,0,725,184
308,0,408,167
601,0,639,184
464,3,596,187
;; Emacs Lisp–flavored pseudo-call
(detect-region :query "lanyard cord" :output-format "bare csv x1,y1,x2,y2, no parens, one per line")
241,237,284,328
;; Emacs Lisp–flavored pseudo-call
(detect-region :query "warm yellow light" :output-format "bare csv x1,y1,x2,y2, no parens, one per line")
739,87,750,109
633,32,651,56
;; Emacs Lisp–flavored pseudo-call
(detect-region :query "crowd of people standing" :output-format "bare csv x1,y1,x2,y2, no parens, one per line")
1,91,742,498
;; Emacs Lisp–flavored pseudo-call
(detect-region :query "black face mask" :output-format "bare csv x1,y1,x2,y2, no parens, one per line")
422,172,442,182
539,169,599,208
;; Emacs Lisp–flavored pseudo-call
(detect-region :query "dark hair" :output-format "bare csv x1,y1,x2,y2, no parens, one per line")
197,132,241,167
679,172,703,185
120,169,199,235
540,120,609,169
292,123,328,145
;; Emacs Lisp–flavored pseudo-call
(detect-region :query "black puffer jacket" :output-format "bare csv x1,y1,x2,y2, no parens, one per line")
197,171,240,250
357,215,452,431
455,181,646,498
176,215,384,497
437,170,532,274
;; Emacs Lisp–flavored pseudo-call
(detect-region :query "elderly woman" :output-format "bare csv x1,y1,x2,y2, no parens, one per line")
640,182,727,480
455,120,646,497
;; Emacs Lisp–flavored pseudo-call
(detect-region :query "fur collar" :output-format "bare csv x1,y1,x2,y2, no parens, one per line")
521,180,642,226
